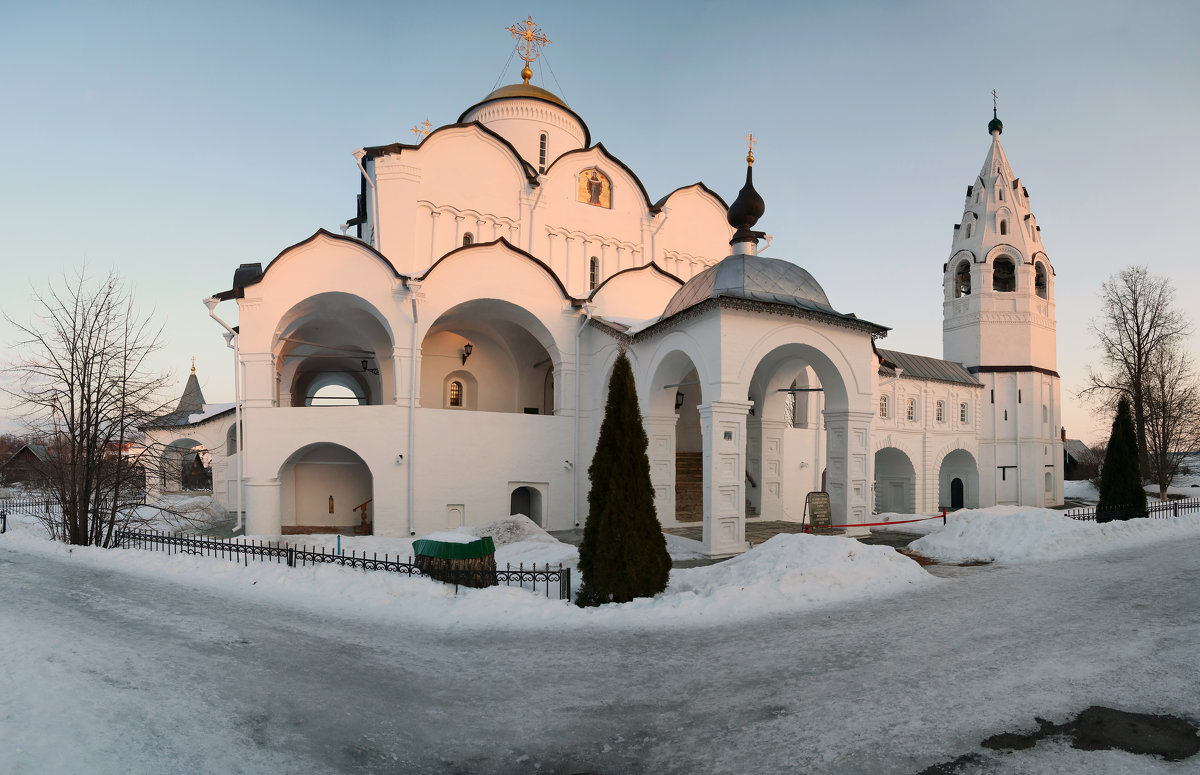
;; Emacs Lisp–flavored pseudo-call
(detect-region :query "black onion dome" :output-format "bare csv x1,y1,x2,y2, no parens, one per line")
727,164,765,233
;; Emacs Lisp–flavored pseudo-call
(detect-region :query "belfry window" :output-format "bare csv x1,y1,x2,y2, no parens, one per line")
538,133,548,173
955,260,971,297
992,257,1016,292
1035,262,1048,299
589,256,599,291
879,395,889,418
462,232,474,247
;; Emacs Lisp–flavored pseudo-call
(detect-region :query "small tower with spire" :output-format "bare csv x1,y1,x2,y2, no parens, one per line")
942,101,1062,507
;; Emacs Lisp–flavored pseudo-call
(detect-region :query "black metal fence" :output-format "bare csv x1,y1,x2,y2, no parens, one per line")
1,498,54,517
1063,497,1200,522
113,529,572,600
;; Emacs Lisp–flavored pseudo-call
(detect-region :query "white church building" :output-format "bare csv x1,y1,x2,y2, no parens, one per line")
149,33,1063,557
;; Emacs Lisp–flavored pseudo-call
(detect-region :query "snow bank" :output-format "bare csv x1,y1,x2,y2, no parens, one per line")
909,506,1200,564
1063,479,1099,501
0,511,935,631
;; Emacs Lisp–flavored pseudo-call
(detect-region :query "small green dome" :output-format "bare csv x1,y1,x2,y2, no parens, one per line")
988,108,1003,135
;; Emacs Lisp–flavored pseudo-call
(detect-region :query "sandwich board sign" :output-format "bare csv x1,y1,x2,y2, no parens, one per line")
804,491,832,533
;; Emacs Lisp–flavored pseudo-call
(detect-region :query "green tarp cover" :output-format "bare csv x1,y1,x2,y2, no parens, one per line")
412,536,496,560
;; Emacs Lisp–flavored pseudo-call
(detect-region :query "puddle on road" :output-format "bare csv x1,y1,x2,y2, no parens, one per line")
916,705,1200,773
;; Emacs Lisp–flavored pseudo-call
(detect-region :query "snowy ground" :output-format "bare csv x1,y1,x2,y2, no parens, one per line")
1,505,1198,773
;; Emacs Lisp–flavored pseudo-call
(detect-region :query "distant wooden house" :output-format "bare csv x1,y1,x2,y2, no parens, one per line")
0,444,50,484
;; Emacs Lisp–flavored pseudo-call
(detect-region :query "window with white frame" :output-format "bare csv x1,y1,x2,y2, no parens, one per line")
879,395,889,418
906,398,916,421
936,400,944,422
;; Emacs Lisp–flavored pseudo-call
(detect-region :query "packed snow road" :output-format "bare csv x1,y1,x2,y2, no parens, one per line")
1,537,1197,775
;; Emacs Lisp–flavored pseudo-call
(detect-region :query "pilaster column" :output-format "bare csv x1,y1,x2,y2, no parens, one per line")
241,353,276,409
699,400,753,556
756,419,789,520
244,477,281,536
644,416,679,526
823,410,874,534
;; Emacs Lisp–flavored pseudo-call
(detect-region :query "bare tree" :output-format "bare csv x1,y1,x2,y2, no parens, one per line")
4,270,197,546
1083,266,1191,472
1143,345,1200,499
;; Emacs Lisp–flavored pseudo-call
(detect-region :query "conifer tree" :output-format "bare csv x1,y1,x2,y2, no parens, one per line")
576,349,671,606
1096,397,1147,522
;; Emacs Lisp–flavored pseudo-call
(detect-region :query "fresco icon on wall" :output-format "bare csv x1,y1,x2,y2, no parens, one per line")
577,168,611,208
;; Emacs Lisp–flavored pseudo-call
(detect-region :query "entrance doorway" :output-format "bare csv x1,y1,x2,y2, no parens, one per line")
509,486,543,526
951,477,964,510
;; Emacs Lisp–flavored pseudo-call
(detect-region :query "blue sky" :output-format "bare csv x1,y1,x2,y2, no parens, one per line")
2,1,1198,444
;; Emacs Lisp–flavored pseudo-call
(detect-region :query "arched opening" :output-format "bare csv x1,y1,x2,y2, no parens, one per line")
1035,262,1048,299
278,443,373,535
509,485,544,527
162,438,209,493
420,299,559,415
992,257,1016,292
645,350,705,525
538,132,548,173
939,449,978,510
999,219,1007,234
225,422,241,456
745,342,849,526
874,447,916,514
589,256,599,291
462,232,474,247
275,292,394,408
955,260,971,297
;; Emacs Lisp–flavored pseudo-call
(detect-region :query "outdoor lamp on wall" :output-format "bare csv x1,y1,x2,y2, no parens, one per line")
675,390,685,410
461,343,474,365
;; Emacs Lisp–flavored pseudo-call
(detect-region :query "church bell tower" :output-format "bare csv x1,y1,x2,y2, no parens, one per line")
942,105,1063,507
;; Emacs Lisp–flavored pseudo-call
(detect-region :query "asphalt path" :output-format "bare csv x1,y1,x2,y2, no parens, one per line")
1,536,1197,774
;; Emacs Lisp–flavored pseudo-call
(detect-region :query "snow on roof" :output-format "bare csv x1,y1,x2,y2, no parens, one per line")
187,403,235,425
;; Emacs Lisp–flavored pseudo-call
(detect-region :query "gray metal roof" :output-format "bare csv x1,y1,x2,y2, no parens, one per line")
663,255,836,319
1064,439,1092,462
876,348,981,386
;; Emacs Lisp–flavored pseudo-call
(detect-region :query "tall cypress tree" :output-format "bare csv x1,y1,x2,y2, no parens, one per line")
576,349,671,606
1097,397,1147,521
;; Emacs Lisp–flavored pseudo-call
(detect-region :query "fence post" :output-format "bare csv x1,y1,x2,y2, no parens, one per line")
941,506,947,526
1,510,6,534
287,546,295,568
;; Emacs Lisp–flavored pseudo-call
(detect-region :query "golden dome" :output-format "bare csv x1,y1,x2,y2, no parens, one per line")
476,82,568,109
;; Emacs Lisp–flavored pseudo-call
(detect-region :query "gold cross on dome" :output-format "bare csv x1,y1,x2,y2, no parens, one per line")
411,119,432,141
506,16,550,83
745,132,757,165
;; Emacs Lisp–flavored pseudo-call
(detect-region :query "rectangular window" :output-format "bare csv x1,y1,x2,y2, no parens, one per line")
936,401,944,422
906,398,916,421
960,402,968,423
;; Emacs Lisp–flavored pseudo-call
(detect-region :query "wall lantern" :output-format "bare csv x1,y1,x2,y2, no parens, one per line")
675,390,685,410
361,359,380,375
461,343,474,365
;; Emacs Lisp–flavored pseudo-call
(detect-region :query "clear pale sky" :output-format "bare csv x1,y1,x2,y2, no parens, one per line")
2,1,1198,445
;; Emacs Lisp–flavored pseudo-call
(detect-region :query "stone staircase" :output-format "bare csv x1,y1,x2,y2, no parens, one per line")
674,452,703,522
674,451,759,521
